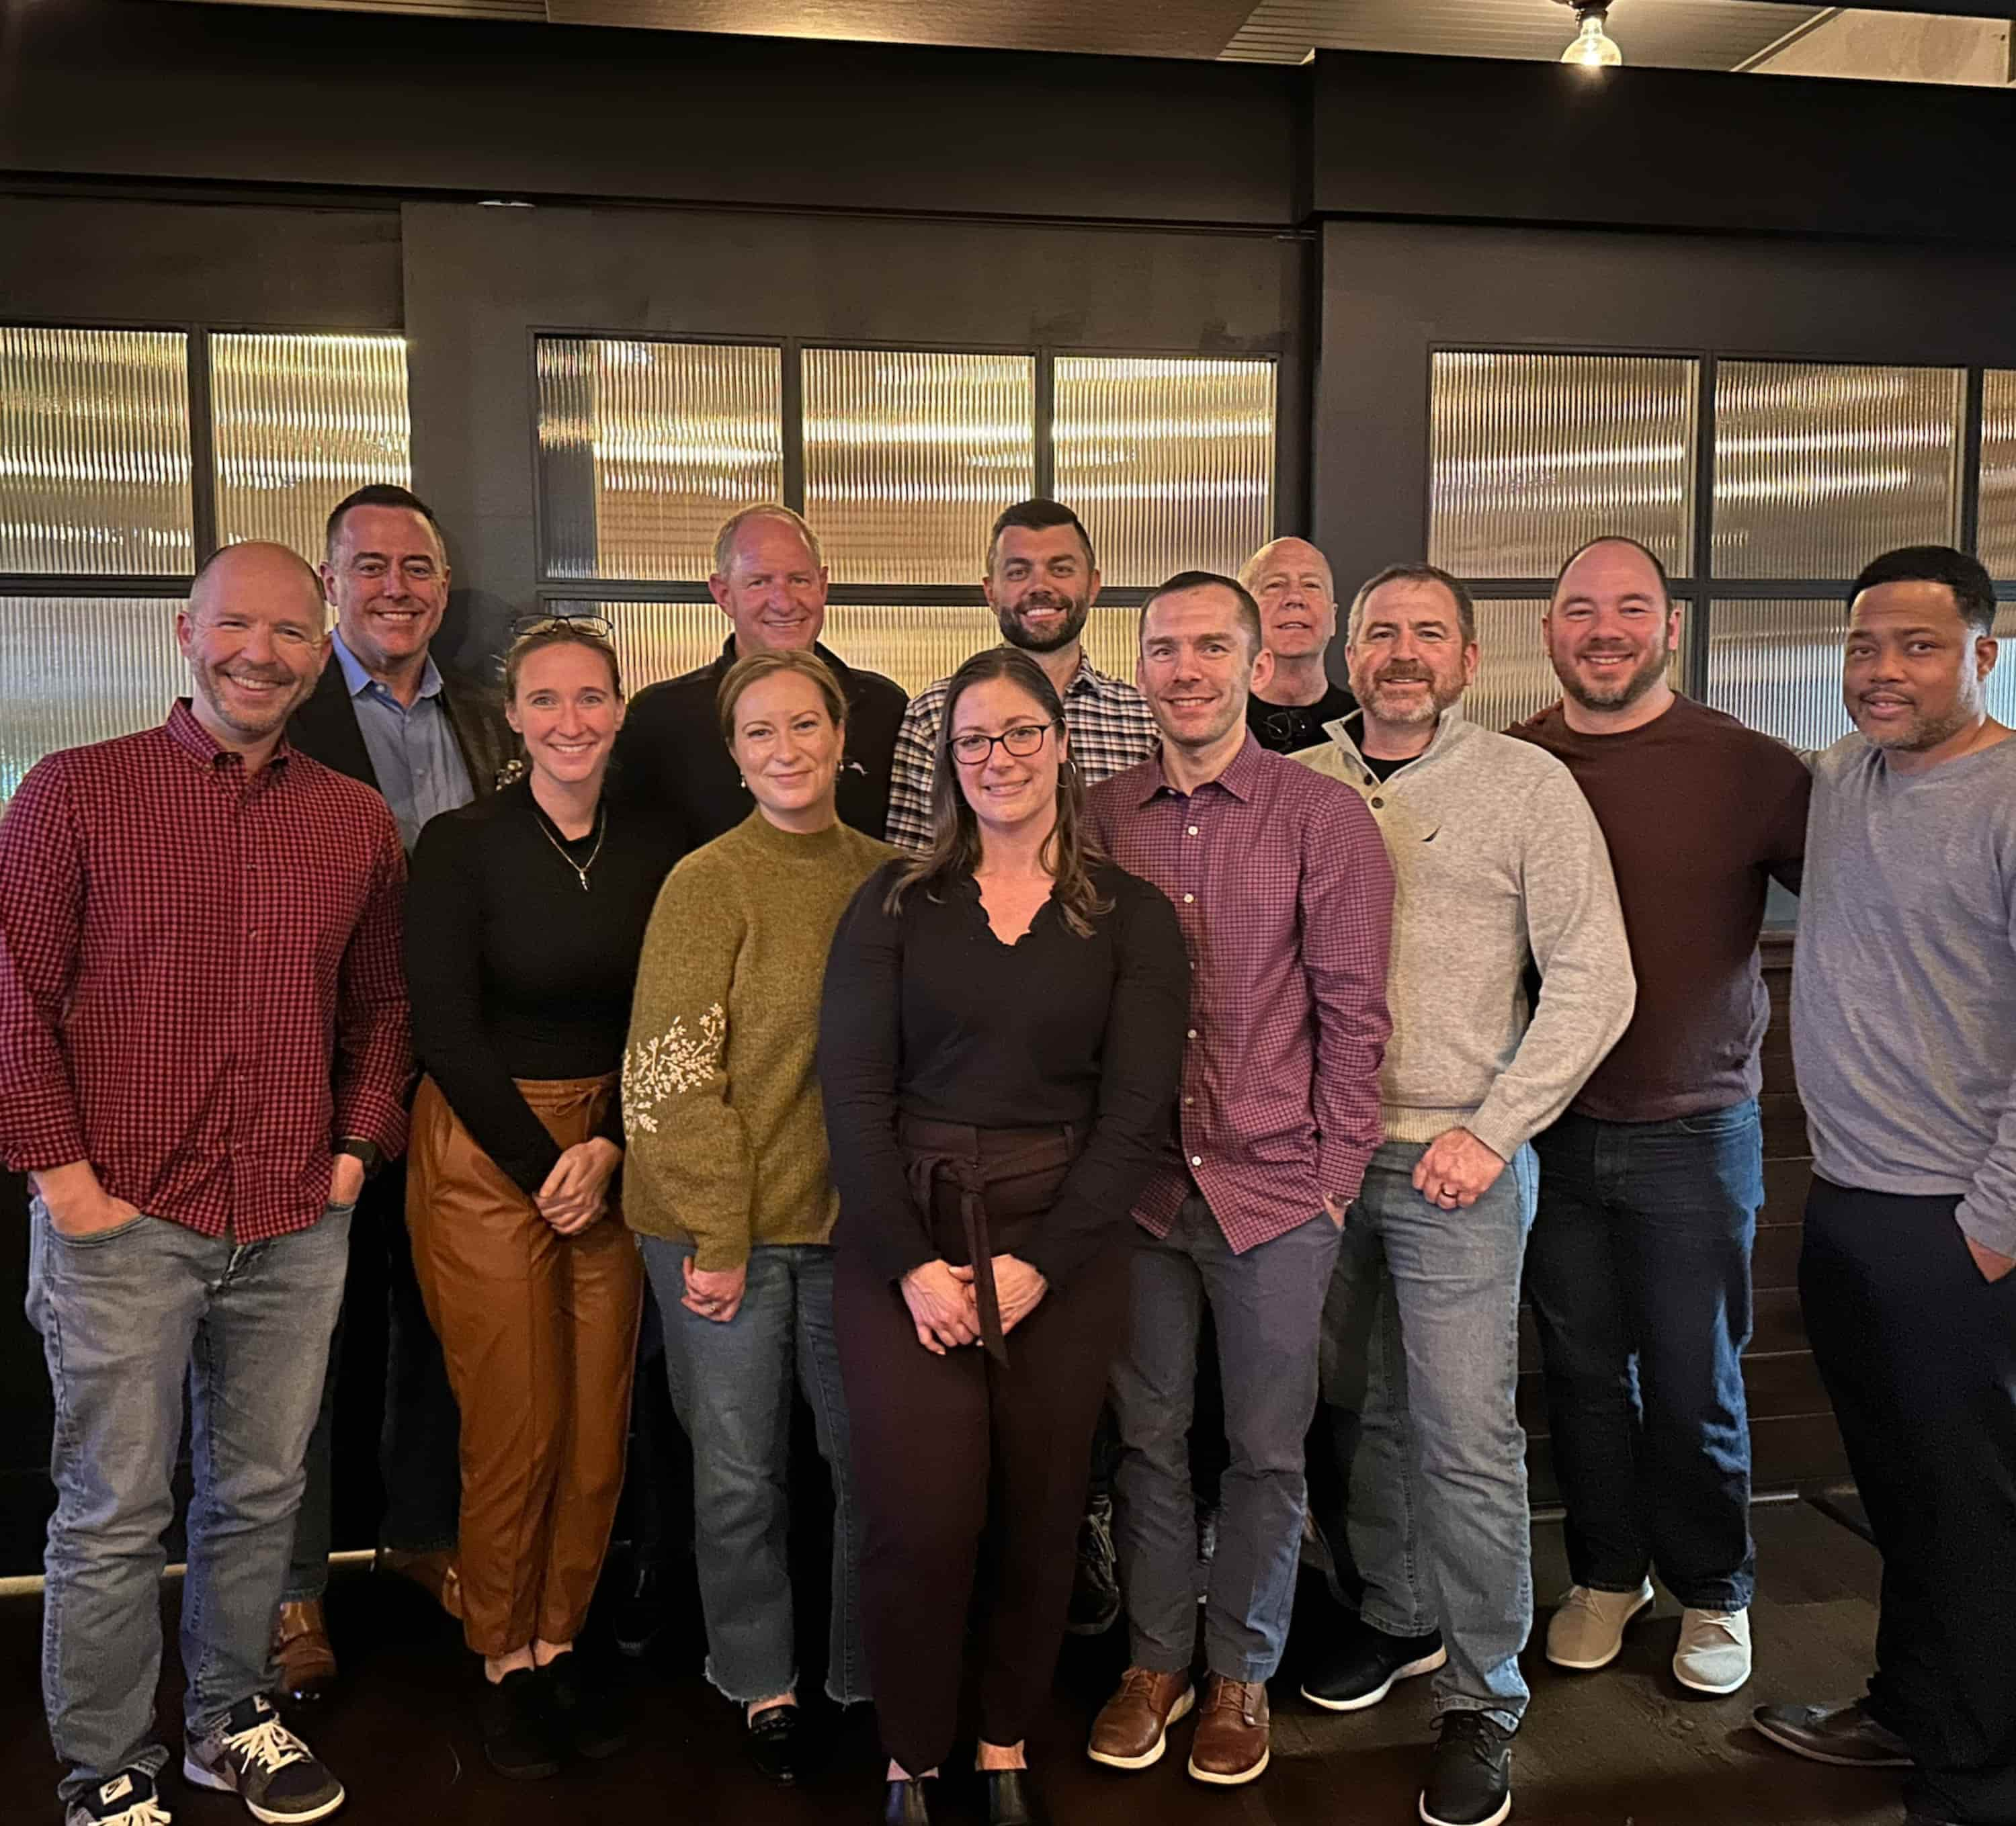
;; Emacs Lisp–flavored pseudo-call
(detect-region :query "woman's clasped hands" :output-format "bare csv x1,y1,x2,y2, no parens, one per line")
536,1137,622,1235
900,1254,1048,1355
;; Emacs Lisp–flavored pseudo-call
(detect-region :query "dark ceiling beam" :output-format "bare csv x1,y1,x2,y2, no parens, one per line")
1730,0,2015,17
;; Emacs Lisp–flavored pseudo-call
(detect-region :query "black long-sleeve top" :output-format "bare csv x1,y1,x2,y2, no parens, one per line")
818,859,1190,1289
406,779,681,1196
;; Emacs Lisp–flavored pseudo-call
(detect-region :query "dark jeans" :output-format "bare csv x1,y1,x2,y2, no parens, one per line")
1527,1100,1761,1611
1802,1176,2016,1826
286,1161,460,1602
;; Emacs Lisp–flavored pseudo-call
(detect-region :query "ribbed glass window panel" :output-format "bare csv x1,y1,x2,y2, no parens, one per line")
804,351,1036,586
0,598,187,806
1052,357,1276,586
211,334,411,560
537,339,784,582
1464,597,1688,734
1706,600,1853,750
0,329,194,575
570,598,1139,702
1428,353,1697,579
1978,371,2016,580
1712,363,1963,580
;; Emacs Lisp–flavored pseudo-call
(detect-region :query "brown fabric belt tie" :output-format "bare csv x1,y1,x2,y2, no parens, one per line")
898,1118,1077,1366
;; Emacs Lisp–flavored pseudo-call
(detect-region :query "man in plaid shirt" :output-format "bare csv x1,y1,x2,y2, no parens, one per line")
1085,570,1393,1790
883,498,1157,853
0,543,411,1826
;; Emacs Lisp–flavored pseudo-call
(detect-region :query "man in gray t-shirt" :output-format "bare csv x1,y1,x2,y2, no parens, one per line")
1755,546,2016,1826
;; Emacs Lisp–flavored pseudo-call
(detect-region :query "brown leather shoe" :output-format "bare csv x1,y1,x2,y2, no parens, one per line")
377,1547,464,1620
1187,1674,1269,1786
1087,1665,1196,1770
272,1598,337,1702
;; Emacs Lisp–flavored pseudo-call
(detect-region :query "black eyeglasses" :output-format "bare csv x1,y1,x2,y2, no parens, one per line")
949,722,1058,767
511,612,616,640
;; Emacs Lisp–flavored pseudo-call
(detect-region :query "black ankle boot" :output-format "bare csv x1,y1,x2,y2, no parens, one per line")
986,1768,1046,1826
884,1776,931,1825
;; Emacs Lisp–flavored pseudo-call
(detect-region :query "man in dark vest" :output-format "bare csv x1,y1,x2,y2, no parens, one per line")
278,483,513,1698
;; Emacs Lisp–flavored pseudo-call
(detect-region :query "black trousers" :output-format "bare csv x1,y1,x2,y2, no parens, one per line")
835,1121,1130,1778
286,1159,462,1599
1801,1176,2016,1825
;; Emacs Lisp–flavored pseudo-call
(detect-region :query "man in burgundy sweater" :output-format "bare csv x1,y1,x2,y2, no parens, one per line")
0,544,411,1826
1509,535,1808,1699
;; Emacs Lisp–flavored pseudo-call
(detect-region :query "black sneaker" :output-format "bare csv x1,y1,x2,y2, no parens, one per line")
480,1667,563,1781
746,1702,803,1786
1420,1711,1514,1826
1065,1494,1120,1637
540,1653,628,1761
65,1770,173,1826
183,1694,345,1823
1301,1618,1447,1712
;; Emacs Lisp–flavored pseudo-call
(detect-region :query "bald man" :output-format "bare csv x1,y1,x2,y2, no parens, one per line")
0,541,411,1826
1241,536,1357,753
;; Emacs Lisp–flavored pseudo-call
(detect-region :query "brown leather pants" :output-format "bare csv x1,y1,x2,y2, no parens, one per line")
407,1073,642,1657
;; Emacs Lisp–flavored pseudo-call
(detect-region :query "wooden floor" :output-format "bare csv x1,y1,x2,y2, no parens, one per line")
3,1502,1906,1825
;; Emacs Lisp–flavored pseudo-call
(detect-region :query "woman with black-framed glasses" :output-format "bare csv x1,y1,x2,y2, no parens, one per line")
818,646,1191,1826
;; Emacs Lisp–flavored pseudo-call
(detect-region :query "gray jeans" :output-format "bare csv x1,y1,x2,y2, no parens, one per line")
1324,1139,1538,1731
642,1238,867,1707
1109,1196,1340,1683
26,1198,350,1805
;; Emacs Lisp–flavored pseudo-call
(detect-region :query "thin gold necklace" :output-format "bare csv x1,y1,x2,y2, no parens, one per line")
532,799,605,892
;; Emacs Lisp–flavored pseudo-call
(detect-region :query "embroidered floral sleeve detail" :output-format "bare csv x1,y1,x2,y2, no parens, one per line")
623,1003,727,1134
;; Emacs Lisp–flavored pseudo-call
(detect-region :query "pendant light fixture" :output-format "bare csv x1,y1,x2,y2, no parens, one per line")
1556,1,1623,67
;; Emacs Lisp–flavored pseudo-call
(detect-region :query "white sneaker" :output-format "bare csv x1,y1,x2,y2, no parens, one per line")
1673,1606,1752,1694
1544,1579,1654,1671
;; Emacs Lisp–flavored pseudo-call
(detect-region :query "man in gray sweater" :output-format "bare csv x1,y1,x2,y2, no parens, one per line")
1757,546,2016,1826
1294,564,1634,1826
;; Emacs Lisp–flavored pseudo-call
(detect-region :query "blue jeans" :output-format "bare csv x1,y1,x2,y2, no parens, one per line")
1527,1101,1761,1611
1109,1197,1340,1683
26,1198,351,1805
1322,1139,1538,1731
641,1239,866,1707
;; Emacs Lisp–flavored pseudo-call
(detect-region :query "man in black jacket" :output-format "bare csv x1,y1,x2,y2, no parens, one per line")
278,484,512,1700
612,505,907,844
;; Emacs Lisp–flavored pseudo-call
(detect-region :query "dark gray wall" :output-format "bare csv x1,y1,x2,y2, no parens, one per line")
0,0,1300,227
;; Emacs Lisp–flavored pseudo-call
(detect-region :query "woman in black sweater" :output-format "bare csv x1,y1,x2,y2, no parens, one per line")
818,646,1189,1826
405,620,679,1779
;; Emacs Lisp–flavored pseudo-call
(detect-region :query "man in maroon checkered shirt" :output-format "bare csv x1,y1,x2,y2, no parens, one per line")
0,542,410,1826
1085,570,1393,1790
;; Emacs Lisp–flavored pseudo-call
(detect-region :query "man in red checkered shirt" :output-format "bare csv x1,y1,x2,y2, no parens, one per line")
1085,570,1394,1790
0,542,410,1826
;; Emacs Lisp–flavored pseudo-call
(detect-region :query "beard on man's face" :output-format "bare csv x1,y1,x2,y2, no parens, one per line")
998,588,1090,655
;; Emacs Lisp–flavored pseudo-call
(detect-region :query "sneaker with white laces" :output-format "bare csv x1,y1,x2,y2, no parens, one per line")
1544,1579,1655,1671
183,1694,345,1823
1673,1606,1752,1694
66,1770,173,1826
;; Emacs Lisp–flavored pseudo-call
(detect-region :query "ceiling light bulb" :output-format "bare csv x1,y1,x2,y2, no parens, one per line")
1562,9,1622,67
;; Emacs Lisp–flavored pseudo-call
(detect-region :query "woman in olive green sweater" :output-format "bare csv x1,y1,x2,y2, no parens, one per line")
622,648,894,1785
